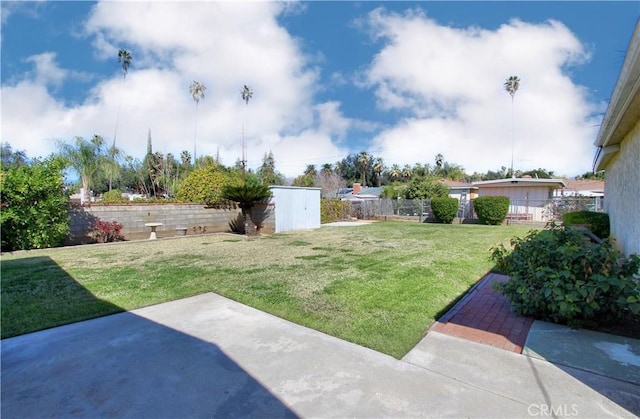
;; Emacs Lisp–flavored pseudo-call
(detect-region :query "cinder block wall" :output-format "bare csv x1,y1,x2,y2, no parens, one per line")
68,203,274,244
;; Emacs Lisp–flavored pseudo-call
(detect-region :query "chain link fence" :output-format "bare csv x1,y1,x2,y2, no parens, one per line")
343,196,604,224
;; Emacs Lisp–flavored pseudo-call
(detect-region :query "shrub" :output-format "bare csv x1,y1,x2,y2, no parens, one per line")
491,223,640,326
177,165,239,205
89,219,124,243
0,157,70,251
474,196,509,225
102,189,127,203
321,199,350,223
563,211,610,239
430,197,459,224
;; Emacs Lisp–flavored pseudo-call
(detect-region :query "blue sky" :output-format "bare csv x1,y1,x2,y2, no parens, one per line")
1,1,638,178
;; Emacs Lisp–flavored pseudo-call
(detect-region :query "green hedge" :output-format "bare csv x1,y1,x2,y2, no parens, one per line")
562,211,610,239
321,199,350,223
102,189,128,203
473,196,510,225
431,197,459,224
491,224,640,326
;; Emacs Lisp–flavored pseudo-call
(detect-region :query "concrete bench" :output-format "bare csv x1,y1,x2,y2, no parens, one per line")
144,223,163,240
175,227,188,236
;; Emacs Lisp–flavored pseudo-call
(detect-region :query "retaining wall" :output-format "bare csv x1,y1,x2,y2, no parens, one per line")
68,203,275,244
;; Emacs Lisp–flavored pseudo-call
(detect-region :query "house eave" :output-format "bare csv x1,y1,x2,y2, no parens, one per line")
594,144,621,172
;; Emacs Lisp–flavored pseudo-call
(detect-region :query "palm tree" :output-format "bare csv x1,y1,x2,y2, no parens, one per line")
112,49,132,150
189,81,206,167
321,163,333,175
389,164,401,181
504,75,520,179
104,145,123,191
58,135,107,205
356,151,370,186
402,164,413,181
373,157,384,186
240,85,253,184
222,184,272,236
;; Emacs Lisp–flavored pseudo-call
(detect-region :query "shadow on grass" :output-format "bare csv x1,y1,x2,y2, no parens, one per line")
1,256,298,418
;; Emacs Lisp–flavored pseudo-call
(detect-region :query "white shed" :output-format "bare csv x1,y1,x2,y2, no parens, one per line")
270,186,321,233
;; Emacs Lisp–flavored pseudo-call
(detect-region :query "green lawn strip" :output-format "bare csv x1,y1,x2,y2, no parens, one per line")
1,222,533,357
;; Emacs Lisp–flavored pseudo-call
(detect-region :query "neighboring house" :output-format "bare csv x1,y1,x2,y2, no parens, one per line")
439,179,478,201
556,179,605,197
593,20,640,256
340,183,384,201
472,177,566,222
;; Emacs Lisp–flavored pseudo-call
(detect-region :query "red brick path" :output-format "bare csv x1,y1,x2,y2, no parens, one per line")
431,273,534,353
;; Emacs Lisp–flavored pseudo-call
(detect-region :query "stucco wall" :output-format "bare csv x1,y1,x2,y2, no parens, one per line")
67,204,272,244
604,119,640,256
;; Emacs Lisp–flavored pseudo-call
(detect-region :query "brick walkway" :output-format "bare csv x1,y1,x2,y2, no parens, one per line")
431,273,534,353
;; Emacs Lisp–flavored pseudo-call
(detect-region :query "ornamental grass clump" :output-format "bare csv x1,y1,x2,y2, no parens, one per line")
491,223,640,326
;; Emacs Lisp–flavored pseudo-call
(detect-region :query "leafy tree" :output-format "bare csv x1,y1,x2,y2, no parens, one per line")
576,171,605,180
1,156,70,251
1,142,29,169
58,135,108,204
404,176,448,199
521,168,555,179
292,173,314,187
177,164,237,205
221,183,272,235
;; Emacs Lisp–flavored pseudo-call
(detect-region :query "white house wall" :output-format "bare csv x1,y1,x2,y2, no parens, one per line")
604,119,640,256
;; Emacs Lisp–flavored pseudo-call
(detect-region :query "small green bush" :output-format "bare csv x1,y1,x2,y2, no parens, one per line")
431,197,459,224
563,211,610,239
321,199,350,223
102,189,127,203
491,223,640,326
474,196,510,225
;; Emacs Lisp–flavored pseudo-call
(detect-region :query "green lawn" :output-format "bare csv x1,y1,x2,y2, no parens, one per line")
1,221,533,358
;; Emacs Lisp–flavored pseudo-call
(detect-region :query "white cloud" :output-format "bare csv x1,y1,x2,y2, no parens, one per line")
1,1,351,177
362,8,598,176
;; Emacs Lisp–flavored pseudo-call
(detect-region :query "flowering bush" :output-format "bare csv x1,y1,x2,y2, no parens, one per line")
89,219,124,243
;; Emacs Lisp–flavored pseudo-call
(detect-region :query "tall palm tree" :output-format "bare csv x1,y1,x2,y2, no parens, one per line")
240,85,253,184
504,75,520,179
58,135,107,205
373,157,384,186
402,164,413,181
113,49,132,145
389,164,401,181
356,151,370,186
189,81,206,167
321,163,333,175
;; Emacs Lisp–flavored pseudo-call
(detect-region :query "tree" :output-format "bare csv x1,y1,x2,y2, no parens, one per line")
435,153,444,170
402,164,413,181
240,84,253,183
189,81,206,165
221,183,272,236
373,157,385,186
404,176,448,200
58,135,107,204
257,151,285,185
1,142,28,169
112,49,132,150
321,163,333,175
177,164,237,205
304,164,317,177
505,75,520,178
356,152,371,186
1,156,70,251
388,164,401,182
314,171,346,197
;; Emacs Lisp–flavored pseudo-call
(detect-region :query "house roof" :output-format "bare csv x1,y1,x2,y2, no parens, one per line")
594,19,640,171
562,179,605,193
472,178,566,189
438,179,478,190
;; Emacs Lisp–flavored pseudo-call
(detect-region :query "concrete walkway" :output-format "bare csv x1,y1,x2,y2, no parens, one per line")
2,293,638,418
